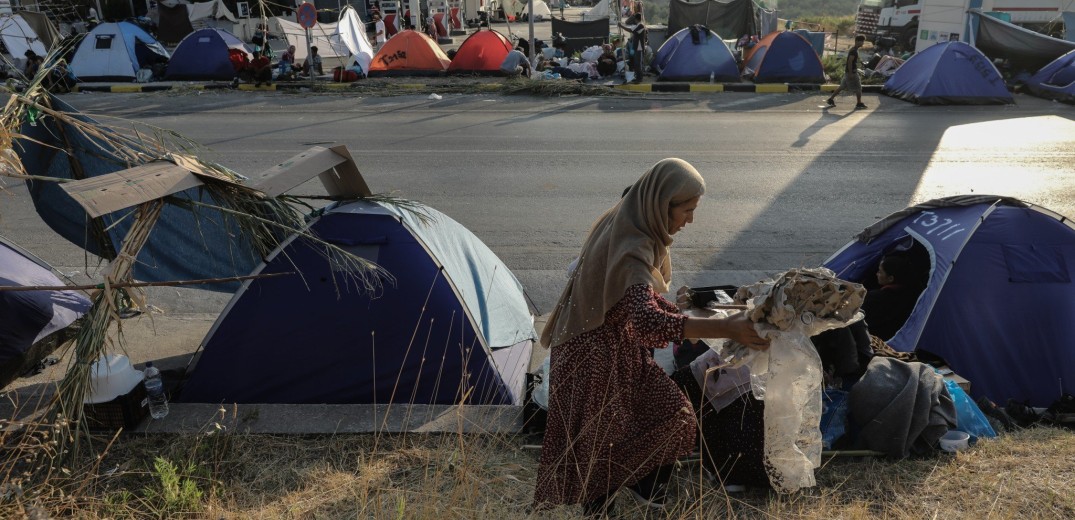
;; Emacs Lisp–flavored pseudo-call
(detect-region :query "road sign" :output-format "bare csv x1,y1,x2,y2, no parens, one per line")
297,2,317,29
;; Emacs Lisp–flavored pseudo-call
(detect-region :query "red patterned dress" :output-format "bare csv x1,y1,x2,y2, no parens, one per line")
534,283,696,506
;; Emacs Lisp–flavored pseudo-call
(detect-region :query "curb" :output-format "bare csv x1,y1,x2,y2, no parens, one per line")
612,83,884,93
70,82,885,95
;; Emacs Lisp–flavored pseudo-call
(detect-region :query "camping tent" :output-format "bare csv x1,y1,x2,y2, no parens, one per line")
1024,49,1075,103
165,28,249,80
882,41,1012,105
742,31,825,83
335,5,375,76
970,9,1075,73
187,0,238,31
179,200,536,406
157,2,196,44
0,14,48,69
272,17,353,71
666,0,757,46
654,26,740,82
550,18,610,55
582,0,610,22
1,234,90,389
69,22,171,82
824,196,1075,407
16,11,59,51
448,29,514,74
368,30,451,76
155,0,238,43
522,0,552,21
17,96,268,292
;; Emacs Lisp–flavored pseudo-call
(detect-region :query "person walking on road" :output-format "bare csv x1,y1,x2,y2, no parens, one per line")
827,34,867,109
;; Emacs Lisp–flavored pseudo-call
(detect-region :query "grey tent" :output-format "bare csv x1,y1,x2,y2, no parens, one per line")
666,0,757,45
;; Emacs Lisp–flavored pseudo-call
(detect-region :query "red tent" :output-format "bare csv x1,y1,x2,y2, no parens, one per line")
448,29,514,74
368,30,451,76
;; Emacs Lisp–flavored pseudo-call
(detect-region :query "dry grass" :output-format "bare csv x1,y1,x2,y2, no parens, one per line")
2,421,1072,519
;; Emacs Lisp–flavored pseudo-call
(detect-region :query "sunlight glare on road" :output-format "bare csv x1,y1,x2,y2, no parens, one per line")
912,116,1075,209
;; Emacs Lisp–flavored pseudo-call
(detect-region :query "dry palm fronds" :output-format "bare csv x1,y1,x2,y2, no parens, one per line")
0,56,427,472
500,77,630,97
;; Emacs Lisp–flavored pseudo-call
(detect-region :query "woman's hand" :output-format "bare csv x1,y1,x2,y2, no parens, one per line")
675,285,693,310
682,312,770,350
722,312,770,351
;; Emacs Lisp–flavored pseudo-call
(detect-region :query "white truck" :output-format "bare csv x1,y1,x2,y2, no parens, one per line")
856,0,1075,50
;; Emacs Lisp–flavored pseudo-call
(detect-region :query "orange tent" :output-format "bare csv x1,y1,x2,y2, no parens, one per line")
368,30,451,76
448,29,514,74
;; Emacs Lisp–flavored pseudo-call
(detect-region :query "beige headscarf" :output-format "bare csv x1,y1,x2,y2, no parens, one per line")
541,158,706,348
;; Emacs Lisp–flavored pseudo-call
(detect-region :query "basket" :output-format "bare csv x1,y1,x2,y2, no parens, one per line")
83,384,148,431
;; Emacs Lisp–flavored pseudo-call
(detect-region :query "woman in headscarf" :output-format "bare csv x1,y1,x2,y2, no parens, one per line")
533,159,769,516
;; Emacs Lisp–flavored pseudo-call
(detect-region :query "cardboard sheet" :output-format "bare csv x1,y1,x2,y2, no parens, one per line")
252,145,372,198
60,162,204,218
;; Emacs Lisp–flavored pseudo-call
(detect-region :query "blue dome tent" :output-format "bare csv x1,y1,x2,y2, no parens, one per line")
882,42,1013,105
654,25,740,82
1024,49,1075,103
17,97,269,292
1,235,90,389
180,200,536,406
824,196,1075,407
166,28,250,81
741,31,824,83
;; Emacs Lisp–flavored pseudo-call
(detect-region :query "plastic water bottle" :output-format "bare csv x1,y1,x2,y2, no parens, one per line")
143,362,169,419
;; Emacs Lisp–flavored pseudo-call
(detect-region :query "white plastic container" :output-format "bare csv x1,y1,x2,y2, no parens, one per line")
939,430,970,452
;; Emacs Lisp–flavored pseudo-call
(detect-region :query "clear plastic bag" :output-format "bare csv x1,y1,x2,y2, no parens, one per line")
716,268,865,493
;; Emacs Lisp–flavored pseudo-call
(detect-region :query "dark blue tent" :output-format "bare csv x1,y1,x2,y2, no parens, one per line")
179,200,536,406
1024,49,1075,103
654,26,740,82
1,235,90,388
742,31,824,83
824,196,1075,407
16,96,275,292
882,42,1013,105
166,28,249,81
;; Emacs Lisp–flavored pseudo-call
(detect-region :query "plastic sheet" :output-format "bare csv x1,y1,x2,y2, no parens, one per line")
715,268,865,493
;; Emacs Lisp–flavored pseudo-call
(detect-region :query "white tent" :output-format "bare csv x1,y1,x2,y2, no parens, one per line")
335,6,374,76
0,15,47,70
522,0,552,20
272,17,352,72
187,0,238,30
582,0,613,22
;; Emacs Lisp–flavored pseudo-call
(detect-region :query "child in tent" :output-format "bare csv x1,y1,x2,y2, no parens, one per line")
861,253,926,340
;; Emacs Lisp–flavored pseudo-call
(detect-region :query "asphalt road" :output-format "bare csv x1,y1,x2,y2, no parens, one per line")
2,90,1073,318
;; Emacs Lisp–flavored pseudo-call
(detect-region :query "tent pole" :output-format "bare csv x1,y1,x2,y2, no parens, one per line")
528,0,535,68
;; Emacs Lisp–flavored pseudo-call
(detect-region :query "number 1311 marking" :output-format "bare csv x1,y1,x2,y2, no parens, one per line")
911,211,965,240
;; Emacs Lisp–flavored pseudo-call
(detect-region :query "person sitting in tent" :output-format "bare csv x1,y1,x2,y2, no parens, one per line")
861,253,925,340
302,46,324,77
